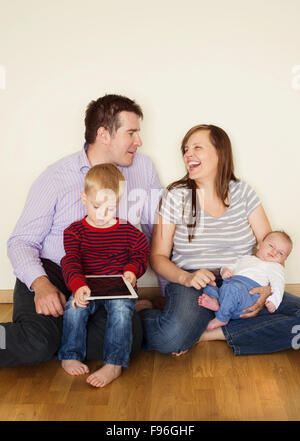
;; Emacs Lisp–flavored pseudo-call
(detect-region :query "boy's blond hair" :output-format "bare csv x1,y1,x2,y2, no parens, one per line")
84,164,125,201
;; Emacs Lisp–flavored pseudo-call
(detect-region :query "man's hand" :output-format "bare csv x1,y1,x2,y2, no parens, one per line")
72,285,91,309
123,271,137,287
182,269,216,290
240,285,272,318
32,276,67,318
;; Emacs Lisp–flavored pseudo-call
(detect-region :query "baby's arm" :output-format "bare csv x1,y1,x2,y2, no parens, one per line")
220,267,234,279
265,264,285,313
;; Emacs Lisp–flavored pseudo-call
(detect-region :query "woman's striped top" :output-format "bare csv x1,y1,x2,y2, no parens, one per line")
61,217,150,294
159,180,261,271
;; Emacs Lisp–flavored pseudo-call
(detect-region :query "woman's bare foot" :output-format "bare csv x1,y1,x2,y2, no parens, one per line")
206,317,228,330
135,299,153,312
61,360,90,376
198,294,219,311
86,364,122,388
199,327,226,342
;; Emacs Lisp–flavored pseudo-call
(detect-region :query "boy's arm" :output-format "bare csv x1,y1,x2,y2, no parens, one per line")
123,228,150,280
61,229,87,294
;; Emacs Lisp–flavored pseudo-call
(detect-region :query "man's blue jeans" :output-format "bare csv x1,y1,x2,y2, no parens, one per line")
58,297,136,368
203,275,261,322
140,277,300,355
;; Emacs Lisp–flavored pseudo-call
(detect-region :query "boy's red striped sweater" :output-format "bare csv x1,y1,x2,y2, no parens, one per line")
61,217,150,294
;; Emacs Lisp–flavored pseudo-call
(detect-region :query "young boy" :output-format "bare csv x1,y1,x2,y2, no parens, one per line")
58,164,150,387
198,231,293,330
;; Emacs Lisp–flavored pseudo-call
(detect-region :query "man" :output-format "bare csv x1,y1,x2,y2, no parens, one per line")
2,94,162,368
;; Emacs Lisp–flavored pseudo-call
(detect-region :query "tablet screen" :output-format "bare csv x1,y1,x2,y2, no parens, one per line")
85,275,137,299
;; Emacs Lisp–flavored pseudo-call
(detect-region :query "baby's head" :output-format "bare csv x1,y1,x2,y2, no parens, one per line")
81,164,125,228
256,231,293,265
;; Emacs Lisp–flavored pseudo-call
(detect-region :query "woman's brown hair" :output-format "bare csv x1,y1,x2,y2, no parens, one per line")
165,124,238,241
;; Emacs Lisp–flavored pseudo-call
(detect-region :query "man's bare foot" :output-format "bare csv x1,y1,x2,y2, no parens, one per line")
198,294,219,311
135,299,153,312
86,364,122,388
61,360,90,376
206,317,228,330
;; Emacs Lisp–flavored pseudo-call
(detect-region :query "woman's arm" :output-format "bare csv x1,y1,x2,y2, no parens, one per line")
150,215,216,289
241,204,272,318
248,204,271,243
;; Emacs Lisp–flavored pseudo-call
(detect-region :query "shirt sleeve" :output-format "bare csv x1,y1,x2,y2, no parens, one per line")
158,187,184,225
7,169,58,291
123,226,150,279
139,158,163,244
60,227,87,294
241,182,261,218
266,264,285,310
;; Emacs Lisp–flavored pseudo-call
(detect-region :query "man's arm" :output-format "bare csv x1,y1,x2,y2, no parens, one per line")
139,158,163,243
139,159,168,292
7,170,57,290
7,169,67,316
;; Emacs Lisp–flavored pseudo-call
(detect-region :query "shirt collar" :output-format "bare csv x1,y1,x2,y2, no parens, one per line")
79,143,91,173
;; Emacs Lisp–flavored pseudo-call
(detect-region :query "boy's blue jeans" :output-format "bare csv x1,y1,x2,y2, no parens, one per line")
58,297,136,368
203,275,261,322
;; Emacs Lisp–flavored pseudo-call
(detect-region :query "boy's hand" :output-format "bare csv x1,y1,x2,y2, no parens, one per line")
221,268,234,279
123,271,137,287
72,285,91,309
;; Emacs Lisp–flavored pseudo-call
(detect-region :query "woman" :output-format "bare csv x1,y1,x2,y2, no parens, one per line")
139,124,300,356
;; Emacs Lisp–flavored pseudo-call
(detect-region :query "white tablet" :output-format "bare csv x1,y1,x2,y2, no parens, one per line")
84,274,138,300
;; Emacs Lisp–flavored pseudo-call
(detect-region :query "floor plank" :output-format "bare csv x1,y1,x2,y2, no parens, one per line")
1,298,300,421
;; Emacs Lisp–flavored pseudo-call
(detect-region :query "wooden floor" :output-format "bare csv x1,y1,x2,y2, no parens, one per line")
1,285,300,421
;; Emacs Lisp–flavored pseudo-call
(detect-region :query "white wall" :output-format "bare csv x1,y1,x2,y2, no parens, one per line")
1,0,300,289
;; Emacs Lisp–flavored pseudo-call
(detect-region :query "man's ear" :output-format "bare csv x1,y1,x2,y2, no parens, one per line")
96,126,110,144
81,191,87,205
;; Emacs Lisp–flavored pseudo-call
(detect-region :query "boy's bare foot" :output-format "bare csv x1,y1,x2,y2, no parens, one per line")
206,317,228,330
135,299,153,312
86,364,122,388
172,349,189,357
198,294,219,311
61,360,90,376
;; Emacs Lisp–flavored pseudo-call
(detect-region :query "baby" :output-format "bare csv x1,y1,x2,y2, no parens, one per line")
198,231,293,330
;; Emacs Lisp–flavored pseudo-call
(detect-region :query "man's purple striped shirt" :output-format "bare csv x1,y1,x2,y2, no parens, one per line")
7,145,162,290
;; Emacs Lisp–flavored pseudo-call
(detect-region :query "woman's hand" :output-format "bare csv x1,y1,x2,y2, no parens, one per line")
72,285,91,309
182,269,216,290
240,285,271,318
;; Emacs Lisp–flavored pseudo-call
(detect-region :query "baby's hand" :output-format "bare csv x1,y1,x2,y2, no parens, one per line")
123,271,137,287
72,285,91,309
221,268,234,279
265,300,276,313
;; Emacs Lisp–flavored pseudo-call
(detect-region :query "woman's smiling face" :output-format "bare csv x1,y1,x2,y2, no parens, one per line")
183,130,219,183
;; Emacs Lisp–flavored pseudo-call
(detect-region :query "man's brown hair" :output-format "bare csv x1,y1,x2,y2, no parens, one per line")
85,94,143,144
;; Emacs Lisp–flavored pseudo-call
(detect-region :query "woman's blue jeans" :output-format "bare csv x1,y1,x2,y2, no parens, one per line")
58,297,136,368
140,278,300,355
